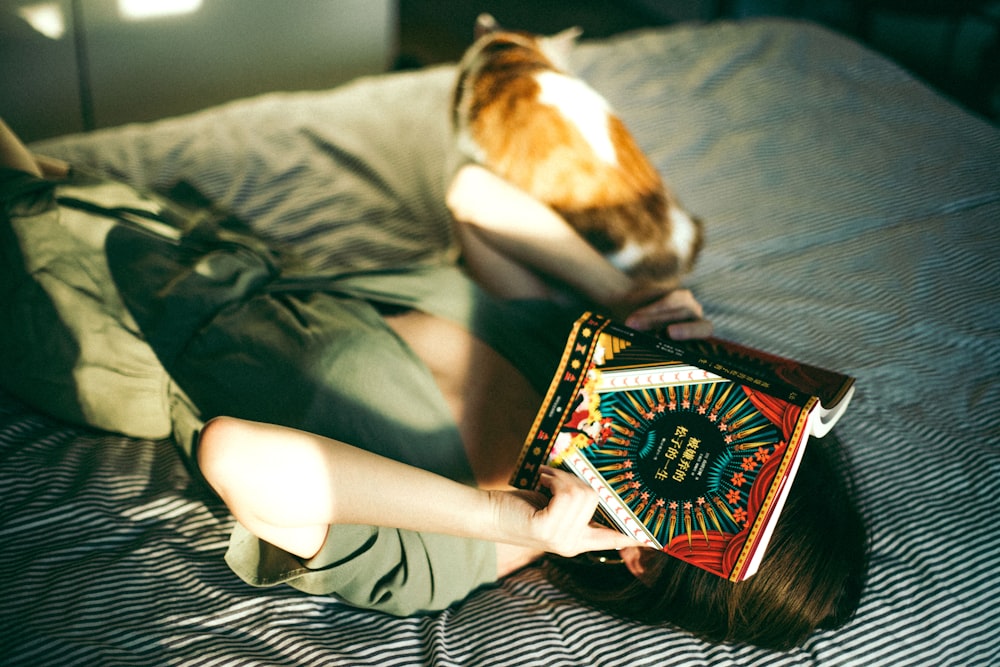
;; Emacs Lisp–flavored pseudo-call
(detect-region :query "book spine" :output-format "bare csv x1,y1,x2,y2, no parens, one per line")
509,314,611,490
600,320,816,408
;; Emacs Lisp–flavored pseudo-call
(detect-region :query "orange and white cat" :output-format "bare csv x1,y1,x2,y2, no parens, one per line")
452,14,702,287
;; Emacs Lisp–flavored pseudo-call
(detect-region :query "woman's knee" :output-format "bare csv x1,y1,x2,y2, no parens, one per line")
196,417,333,540
197,416,322,506
197,416,256,499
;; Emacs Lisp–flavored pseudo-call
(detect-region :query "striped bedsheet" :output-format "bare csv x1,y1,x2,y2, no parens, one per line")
3,18,999,666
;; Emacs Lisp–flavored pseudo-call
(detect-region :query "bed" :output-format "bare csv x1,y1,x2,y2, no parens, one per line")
2,17,999,666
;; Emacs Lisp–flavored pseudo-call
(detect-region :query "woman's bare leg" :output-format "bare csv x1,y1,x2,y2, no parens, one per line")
198,416,334,560
0,119,42,176
384,310,542,489
0,118,70,178
34,153,70,178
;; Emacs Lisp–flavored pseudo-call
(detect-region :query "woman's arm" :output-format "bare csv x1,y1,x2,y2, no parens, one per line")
198,416,638,565
447,164,712,339
447,164,632,308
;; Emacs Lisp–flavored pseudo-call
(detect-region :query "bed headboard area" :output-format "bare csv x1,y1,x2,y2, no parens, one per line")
2,18,999,666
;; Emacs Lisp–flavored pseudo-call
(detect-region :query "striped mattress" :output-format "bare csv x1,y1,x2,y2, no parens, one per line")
2,18,999,667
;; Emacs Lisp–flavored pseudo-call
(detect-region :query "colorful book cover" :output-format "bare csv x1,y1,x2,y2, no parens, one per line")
511,312,854,581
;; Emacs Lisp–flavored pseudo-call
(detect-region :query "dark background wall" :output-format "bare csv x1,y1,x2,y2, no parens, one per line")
0,0,396,142
2,0,997,144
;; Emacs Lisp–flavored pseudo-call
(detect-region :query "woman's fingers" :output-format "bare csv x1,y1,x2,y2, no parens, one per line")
663,318,714,341
625,288,702,325
579,522,645,553
494,467,639,557
624,288,713,340
532,467,638,556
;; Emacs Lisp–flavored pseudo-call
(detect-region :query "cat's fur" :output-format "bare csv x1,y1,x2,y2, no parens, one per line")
452,14,703,286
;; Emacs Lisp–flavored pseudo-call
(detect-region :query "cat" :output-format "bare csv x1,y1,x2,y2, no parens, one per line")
452,14,703,288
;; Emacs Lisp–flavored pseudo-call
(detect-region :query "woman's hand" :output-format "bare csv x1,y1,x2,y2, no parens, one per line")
489,466,638,558
621,287,713,340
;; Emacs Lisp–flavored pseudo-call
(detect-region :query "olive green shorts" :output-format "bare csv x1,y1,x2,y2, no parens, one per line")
1,166,572,481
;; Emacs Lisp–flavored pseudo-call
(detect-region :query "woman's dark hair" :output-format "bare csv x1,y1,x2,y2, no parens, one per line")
542,433,869,650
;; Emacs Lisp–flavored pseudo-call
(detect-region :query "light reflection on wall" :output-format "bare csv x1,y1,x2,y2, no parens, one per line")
16,3,66,39
15,0,205,41
117,0,204,21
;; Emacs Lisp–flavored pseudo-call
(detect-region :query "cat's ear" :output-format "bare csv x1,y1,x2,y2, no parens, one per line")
552,25,584,44
475,13,501,39
541,25,583,69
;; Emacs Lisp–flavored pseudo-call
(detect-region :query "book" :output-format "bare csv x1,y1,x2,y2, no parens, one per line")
510,312,855,582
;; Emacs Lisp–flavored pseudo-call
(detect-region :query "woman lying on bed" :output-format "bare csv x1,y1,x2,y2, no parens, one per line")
0,119,866,651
